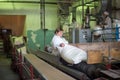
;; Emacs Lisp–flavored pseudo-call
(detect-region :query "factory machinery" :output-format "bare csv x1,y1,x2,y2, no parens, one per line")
10,38,120,80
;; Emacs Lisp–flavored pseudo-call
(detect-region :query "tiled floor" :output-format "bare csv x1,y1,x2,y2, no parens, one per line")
0,54,20,80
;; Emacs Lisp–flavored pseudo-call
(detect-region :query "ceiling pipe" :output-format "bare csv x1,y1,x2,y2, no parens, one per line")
0,0,74,4
0,1,57,4
74,0,99,8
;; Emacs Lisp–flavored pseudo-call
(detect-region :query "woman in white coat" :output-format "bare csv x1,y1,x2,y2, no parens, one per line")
51,27,87,64
51,27,98,79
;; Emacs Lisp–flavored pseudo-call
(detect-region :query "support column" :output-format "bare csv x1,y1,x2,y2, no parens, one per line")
40,0,46,49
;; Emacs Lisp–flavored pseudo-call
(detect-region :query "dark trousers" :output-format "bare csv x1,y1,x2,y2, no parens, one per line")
60,57,97,79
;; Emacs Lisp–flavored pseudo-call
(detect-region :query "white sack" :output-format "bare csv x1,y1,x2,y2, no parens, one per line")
17,46,27,54
59,45,87,64
14,36,23,45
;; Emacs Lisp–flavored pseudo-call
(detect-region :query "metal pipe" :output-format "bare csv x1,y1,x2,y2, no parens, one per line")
0,1,73,4
0,1,57,4
82,0,84,28
103,56,120,62
74,0,99,8
40,0,46,49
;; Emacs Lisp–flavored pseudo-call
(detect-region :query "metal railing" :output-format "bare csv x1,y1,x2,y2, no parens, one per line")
92,27,120,42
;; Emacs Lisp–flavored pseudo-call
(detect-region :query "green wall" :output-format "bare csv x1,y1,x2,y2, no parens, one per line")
26,4,58,50
0,3,58,51
27,29,54,51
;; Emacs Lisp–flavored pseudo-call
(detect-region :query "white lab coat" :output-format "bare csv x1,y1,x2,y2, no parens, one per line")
51,35,68,49
51,35,68,56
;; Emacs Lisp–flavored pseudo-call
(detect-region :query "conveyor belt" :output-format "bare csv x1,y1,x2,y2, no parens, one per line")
24,53,75,80
31,50,91,80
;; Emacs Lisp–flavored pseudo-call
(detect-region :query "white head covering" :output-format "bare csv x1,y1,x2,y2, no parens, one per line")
104,11,109,16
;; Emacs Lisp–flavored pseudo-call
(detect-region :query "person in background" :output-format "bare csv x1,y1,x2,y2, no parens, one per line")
102,11,112,41
69,18,81,43
102,11,112,29
70,18,81,29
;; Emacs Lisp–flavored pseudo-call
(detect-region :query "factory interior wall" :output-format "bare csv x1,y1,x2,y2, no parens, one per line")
1,0,120,51
26,4,58,50
27,29,54,51
45,4,58,30
0,3,58,51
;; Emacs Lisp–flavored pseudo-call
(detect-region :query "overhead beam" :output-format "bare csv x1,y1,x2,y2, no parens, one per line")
0,1,57,4
0,0,74,4
73,0,99,8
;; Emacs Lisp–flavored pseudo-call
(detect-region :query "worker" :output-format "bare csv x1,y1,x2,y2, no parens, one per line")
51,27,97,79
69,18,81,43
70,18,81,29
51,27,87,60
51,27,69,56
102,11,112,41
